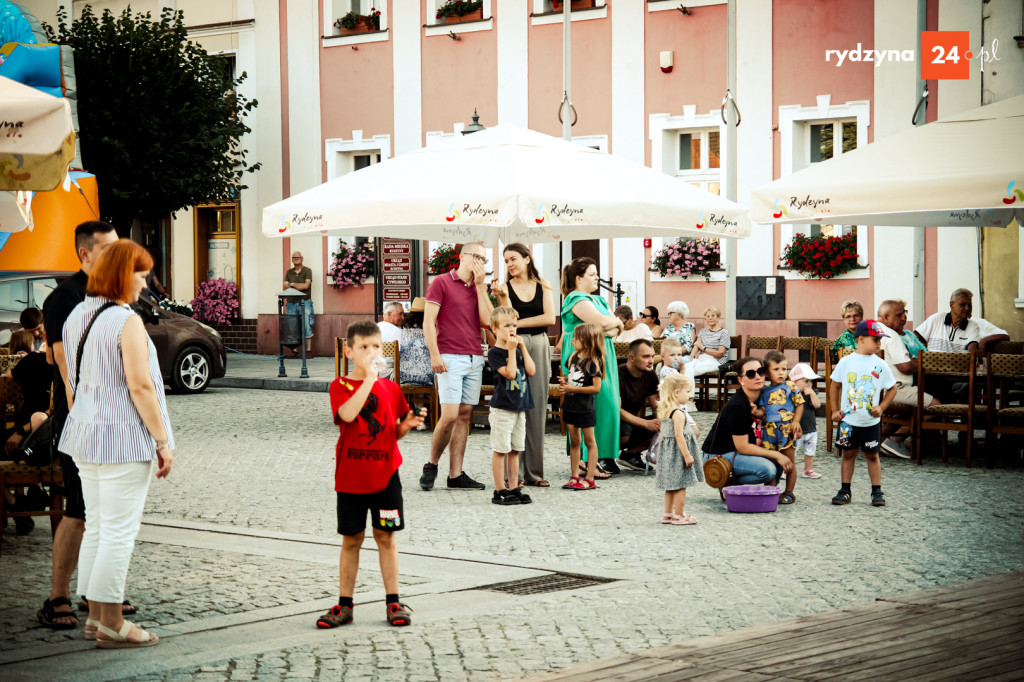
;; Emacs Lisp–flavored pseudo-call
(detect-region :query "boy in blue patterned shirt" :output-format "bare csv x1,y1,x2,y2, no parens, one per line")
758,350,804,504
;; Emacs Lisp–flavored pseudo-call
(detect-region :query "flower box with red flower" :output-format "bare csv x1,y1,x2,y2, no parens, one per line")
436,0,484,23
780,232,860,279
552,0,596,11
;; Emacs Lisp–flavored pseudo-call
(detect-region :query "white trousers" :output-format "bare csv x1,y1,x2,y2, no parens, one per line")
690,354,722,378
75,459,153,604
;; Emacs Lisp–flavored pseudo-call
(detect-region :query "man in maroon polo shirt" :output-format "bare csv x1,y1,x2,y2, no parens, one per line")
419,243,493,491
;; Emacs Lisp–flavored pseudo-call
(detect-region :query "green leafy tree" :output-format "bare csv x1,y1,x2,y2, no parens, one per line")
45,6,260,233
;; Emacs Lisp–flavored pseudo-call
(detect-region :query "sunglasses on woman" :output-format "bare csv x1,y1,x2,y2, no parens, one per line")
639,313,652,318
741,367,767,379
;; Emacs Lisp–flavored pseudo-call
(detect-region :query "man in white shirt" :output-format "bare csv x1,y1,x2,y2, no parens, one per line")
876,300,941,459
376,302,405,380
914,288,981,354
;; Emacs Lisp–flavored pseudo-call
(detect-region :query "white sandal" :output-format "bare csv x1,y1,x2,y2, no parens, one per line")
84,618,100,640
96,620,159,649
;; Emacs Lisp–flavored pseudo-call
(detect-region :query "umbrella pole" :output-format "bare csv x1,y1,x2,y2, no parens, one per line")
724,0,738,334
562,2,572,142
912,0,927,323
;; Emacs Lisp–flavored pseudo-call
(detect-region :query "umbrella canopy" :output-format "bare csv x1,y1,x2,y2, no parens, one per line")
263,124,749,246
0,75,75,192
750,94,1024,228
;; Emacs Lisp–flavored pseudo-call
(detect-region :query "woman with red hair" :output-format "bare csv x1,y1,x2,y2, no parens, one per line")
58,238,174,649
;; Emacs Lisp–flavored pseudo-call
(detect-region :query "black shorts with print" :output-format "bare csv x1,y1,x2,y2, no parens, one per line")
336,471,405,536
835,421,882,454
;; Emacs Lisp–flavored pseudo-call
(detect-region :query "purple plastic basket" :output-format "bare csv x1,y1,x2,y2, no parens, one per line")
722,484,782,513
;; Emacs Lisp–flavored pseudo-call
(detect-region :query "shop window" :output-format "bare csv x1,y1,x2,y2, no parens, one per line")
194,203,241,296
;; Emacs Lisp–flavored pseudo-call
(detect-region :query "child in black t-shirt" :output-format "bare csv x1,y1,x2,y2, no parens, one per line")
558,323,605,490
486,307,536,506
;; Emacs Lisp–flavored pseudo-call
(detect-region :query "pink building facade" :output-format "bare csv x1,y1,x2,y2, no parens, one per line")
270,0,1023,353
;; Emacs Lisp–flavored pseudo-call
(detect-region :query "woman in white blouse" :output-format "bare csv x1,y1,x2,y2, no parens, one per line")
60,239,174,649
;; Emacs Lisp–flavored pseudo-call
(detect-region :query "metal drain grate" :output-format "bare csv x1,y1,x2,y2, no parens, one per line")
477,573,616,596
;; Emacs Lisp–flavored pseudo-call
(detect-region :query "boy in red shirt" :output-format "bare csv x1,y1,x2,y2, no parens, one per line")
316,321,426,629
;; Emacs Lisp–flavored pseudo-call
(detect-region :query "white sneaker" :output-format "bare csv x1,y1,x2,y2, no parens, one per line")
880,439,912,459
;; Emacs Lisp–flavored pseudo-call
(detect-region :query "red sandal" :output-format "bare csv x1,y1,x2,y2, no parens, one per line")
562,476,585,490
581,478,600,490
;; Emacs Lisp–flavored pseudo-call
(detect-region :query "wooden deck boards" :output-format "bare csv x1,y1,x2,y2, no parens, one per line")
523,572,1024,682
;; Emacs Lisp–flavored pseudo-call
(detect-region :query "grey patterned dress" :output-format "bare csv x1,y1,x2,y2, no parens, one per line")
655,409,705,491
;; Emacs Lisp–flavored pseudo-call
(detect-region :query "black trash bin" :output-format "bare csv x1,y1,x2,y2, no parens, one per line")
277,289,309,378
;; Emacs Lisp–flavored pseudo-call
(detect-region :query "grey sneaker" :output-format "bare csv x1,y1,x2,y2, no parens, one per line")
419,463,438,491
880,439,912,459
447,472,486,489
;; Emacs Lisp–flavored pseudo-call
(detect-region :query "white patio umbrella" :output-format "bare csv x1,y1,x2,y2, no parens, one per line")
0,75,75,193
263,124,750,245
749,94,1024,228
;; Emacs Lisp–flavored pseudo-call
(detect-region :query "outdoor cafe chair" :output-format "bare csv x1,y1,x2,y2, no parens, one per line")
985,353,1024,459
824,347,854,452
915,350,982,467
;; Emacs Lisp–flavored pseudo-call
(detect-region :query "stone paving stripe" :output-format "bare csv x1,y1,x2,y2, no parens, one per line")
2,584,533,682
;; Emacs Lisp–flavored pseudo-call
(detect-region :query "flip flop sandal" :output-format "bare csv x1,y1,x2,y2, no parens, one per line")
84,619,100,640
526,479,550,487
95,620,159,649
79,597,137,615
38,597,78,630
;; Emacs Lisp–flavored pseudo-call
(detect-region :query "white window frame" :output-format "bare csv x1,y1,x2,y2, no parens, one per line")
530,0,607,25
425,0,493,36
323,0,389,47
647,0,725,11
648,109,728,281
778,96,871,280
325,132,391,258
1016,223,1024,308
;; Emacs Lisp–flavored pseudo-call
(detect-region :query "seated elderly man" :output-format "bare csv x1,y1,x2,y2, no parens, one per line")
875,300,941,459
375,301,405,379
914,288,981,354
615,338,660,473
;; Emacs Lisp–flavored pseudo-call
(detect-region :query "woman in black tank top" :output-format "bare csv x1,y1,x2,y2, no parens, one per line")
493,243,556,486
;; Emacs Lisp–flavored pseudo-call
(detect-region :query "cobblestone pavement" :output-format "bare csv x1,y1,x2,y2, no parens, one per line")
2,386,1022,681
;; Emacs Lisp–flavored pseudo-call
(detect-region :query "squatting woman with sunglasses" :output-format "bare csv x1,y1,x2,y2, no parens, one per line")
701,357,796,493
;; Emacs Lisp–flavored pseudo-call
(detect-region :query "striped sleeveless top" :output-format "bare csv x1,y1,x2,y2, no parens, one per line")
58,296,175,464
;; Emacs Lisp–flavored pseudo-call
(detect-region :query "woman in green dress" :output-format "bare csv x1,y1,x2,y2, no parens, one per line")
560,258,624,478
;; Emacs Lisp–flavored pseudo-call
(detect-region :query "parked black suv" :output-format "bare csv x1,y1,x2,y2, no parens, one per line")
0,272,226,394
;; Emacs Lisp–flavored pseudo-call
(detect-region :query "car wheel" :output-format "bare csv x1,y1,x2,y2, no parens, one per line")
171,346,212,394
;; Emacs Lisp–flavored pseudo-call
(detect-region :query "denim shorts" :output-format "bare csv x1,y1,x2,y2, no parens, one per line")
436,354,484,405
286,299,314,339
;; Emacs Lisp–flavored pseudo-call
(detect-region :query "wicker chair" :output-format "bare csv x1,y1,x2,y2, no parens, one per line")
706,334,743,412
985,353,1024,458
990,341,1024,355
915,350,982,467
824,347,855,452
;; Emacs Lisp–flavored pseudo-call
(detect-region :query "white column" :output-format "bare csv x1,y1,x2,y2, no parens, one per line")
496,0,529,126
393,2,423,155
871,0,918,321
735,0,773,277
934,0,982,310
609,0,646,312
286,2,324,315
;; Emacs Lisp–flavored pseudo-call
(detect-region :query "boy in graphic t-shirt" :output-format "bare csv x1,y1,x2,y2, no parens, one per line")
316,322,426,630
486,307,536,506
829,320,897,508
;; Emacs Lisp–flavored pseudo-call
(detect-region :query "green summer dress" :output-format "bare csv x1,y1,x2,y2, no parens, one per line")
560,291,621,462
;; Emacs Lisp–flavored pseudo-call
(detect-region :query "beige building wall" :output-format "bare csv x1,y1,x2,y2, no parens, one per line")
981,227,1024,339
